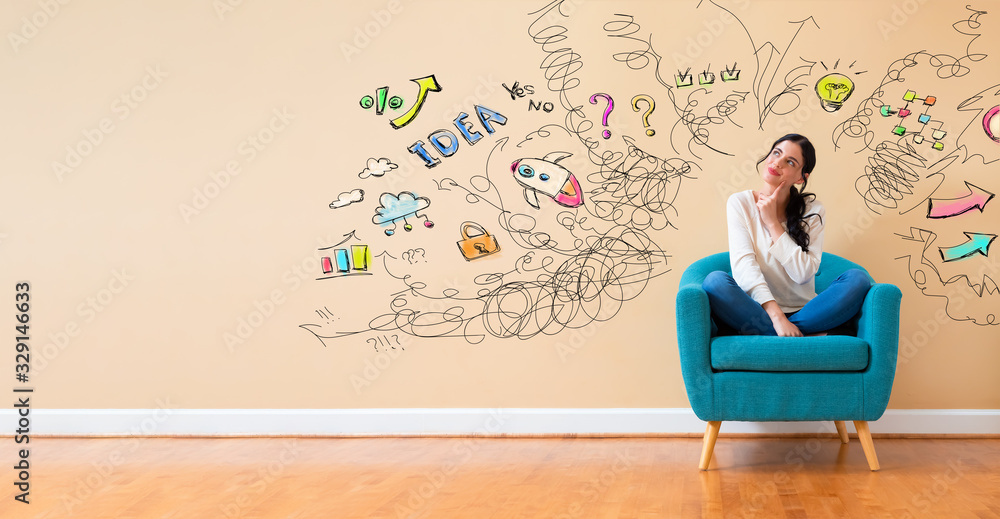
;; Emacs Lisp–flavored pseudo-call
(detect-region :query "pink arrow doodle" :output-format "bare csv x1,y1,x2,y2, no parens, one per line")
926,182,994,218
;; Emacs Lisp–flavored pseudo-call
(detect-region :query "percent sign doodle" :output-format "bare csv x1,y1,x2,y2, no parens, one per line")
360,87,404,115
358,75,442,129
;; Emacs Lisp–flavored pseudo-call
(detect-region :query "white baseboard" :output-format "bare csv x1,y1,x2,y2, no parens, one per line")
2,408,998,436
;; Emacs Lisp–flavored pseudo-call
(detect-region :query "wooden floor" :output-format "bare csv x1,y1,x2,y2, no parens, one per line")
3,436,999,518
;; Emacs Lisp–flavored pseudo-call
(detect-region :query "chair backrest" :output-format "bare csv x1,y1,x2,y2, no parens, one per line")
691,252,871,291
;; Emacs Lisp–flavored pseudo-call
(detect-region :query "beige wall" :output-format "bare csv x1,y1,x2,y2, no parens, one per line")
2,0,998,410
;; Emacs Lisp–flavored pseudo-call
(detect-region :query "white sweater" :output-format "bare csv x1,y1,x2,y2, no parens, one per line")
727,190,825,313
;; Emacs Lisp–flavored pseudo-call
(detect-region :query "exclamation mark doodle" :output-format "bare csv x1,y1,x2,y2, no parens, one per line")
374,87,388,115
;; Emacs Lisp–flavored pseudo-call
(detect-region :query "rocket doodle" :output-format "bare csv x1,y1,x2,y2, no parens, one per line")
510,151,583,209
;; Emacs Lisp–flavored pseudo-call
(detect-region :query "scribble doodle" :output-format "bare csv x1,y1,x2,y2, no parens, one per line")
586,136,699,231
897,228,1000,326
372,192,434,236
511,151,583,209
602,14,673,90
478,226,667,340
671,88,749,158
854,139,959,214
528,0,587,115
514,117,696,234
300,225,670,345
602,13,745,157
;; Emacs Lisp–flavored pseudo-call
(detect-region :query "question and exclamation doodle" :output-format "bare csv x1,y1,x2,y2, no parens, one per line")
590,93,614,139
631,95,655,136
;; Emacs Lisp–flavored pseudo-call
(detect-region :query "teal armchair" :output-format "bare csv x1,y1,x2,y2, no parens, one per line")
676,252,902,471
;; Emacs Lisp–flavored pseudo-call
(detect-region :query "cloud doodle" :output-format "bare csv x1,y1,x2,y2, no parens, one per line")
372,192,434,235
329,189,364,209
359,157,399,179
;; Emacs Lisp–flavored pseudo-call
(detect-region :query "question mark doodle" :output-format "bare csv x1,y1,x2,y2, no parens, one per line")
590,93,614,139
401,248,427,264
631,95,656,137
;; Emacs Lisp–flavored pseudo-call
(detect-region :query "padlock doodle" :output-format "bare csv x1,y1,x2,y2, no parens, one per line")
457,221,501,261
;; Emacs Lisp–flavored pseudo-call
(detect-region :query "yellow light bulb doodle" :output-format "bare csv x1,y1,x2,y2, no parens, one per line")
631,95,656,136
815,73,855,113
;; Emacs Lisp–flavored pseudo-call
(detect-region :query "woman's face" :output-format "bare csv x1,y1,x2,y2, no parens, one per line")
762,140,806,188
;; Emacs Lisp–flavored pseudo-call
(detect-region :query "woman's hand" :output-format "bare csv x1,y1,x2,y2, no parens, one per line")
756,181,784,227
763,300,802,337
771,314,803,337
757,182,787,243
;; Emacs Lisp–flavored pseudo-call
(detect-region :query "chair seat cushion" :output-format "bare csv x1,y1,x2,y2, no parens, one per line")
710,335,870,372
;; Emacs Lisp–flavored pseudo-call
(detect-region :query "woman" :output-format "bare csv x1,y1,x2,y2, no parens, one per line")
702,134,871,336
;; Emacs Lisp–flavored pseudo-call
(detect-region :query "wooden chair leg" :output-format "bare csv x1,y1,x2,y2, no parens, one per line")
699,421,722,470
834,421,850,444
853,420,880,471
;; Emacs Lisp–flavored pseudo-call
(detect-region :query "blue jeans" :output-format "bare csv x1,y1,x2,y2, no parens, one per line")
701,269,872,336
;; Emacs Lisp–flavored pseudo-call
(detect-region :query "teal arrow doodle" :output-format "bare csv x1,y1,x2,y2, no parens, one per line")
938,232,997,262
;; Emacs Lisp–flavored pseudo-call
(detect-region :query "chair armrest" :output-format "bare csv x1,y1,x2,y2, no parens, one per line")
676,284,715,420
856,282,902,420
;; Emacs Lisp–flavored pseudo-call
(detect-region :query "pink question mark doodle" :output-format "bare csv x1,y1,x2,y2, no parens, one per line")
590,93,614,139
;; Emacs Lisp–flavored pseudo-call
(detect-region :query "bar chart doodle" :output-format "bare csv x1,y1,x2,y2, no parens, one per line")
317,244,373,280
